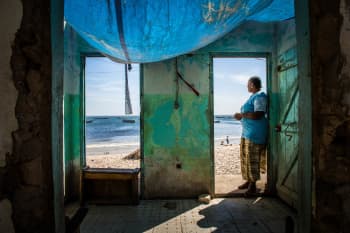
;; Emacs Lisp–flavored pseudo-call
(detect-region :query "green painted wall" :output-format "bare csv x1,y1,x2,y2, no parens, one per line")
198,21,274,53
63,25,96,199
64,20,282,199
143,21,276,198
143,55,212,197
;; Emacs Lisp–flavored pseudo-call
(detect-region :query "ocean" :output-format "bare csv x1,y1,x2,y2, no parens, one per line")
85,115,242,155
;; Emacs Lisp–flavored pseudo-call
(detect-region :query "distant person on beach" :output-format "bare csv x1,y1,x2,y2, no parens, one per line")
233,76,268,195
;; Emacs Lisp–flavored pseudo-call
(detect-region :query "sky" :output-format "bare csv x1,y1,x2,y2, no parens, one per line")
85,57,140,116
213,57,266,114
85,57,266,116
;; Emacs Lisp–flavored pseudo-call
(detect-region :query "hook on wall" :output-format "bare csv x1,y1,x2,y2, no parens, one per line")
174,58,200,109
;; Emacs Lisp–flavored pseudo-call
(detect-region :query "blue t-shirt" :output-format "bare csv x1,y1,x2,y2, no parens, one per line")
240,92,268,144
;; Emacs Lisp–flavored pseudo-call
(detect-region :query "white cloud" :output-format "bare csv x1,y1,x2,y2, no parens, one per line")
228,74,250,86
214,72,226,80
215,72,264,86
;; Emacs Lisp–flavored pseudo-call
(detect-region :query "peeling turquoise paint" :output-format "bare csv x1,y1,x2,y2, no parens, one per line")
64,94,81,165
63,25,97,199
199,21,274,53
143,54,213,197
274,18,299,207
63,20,277,199
142,21,275,198
144,95,210,154
147,97,176,147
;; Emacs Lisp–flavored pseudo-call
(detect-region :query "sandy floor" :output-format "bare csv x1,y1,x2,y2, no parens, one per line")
214,144,241,175
86,144,241,175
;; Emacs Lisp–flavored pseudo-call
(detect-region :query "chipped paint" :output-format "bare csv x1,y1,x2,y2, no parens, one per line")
63,20,275,198
63,25,96,199
143,55,212,198
142,22,274,198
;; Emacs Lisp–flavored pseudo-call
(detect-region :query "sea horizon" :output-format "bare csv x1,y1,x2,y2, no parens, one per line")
85,114,242,156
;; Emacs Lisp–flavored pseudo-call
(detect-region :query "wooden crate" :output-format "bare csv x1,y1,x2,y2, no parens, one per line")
81,167,140,205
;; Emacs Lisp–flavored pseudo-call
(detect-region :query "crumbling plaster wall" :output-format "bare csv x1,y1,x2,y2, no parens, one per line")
0,0,20,169
310,0,350,232
3,0,54,232
0,0,21,232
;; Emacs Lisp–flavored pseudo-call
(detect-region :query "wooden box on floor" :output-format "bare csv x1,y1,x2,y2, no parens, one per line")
81,167,140,205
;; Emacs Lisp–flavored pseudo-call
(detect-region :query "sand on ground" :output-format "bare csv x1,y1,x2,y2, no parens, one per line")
86,144,241,175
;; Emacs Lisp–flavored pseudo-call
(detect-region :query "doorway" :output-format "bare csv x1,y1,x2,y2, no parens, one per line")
84,57,140,169
52,0,313,231
213,57,268,196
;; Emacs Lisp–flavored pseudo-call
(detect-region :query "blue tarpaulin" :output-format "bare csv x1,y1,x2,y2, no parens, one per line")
65,0,294,63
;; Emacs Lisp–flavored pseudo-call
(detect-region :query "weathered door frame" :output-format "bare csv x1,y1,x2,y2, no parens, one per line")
139,64,145,198
209,53,273,196
51,0,65,232
295,0,312,232
79,53,102,168
275,41,299,206
80,54,143,169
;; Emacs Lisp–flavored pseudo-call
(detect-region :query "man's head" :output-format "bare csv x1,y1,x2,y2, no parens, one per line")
247,76,262,93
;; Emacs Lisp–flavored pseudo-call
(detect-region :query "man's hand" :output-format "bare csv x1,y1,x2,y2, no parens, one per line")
234,113,242,120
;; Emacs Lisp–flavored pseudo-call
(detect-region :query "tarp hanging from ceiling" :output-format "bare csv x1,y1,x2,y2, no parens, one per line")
65,0,294,63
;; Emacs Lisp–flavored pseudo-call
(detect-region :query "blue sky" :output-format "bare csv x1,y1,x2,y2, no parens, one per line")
213,57,266,114
85,57,266,116
85,57,140,116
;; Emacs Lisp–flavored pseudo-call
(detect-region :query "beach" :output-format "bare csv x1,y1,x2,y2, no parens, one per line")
86,143,241,175
85,115,242,175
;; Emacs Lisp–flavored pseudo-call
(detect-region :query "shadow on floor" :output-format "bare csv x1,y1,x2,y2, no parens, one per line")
81,198,296,233
215,174,267,197
197,198,296,233
81,199,201,233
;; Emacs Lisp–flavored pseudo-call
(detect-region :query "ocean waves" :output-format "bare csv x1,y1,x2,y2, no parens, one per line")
85,115,242,146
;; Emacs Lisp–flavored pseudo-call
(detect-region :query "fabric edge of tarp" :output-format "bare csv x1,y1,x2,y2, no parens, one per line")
64,0,295,63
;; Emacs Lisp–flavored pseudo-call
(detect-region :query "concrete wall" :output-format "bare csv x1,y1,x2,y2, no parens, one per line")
0,0,55,232
199,21,274,53
142,21,275,198
64,25,97,200
0,1,21,167
310,0,350,232
0,0,21,232
143,55,212,198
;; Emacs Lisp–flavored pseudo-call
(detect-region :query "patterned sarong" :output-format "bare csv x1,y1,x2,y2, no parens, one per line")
240,138,266,182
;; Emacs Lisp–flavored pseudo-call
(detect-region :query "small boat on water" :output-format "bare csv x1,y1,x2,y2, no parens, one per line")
86,120,93,124
214,120,220,123
122,119,136,123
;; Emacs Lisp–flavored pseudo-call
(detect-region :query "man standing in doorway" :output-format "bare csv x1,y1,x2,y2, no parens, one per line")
234,76,268,195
